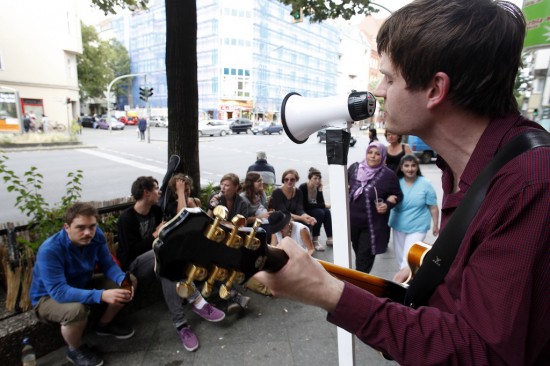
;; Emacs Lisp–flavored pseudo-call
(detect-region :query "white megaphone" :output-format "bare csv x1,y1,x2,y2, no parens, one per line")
281,91,376,144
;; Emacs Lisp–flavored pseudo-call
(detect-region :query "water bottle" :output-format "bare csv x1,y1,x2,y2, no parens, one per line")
21,337,36,366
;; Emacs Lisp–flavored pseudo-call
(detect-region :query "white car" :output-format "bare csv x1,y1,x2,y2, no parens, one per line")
149,116,168,127
198,120,231,137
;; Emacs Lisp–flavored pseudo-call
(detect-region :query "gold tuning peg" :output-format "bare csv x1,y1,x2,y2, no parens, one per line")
201,265,228,298
175,264,208,298
219,270,245,300
226,214,246,248
204,206,228,243
244,218,261,250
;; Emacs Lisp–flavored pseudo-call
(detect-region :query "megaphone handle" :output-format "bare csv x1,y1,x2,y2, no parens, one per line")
326,129,351,165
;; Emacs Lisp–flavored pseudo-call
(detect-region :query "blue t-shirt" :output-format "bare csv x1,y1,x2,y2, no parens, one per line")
389,176,437,233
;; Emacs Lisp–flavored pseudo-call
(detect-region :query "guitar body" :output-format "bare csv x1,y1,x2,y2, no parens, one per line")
153,207,431,304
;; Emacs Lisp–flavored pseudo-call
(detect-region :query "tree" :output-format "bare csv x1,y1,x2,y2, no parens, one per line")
165,0,201,193
279,0,378,22
89,0,377,193
77,23,131,106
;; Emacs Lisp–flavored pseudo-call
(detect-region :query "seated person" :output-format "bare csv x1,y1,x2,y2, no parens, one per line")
30,202,135,366
298,167,333,248
206,173,251,314
270,169,319,249
240,172,271,237
247,151,276,186
164,173,202,217
117,176,225,353
269,210,315,256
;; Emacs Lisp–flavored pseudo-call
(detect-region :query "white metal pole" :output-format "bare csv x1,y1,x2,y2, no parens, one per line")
107,73,145,133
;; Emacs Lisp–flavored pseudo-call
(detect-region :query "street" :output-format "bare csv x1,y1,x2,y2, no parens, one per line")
0,126,442,227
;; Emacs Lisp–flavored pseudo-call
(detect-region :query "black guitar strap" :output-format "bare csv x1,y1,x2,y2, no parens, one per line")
404,129,550,308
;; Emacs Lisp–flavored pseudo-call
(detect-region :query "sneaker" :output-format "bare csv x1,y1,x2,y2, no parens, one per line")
314,241,325,251
66,344,104,366
95,321,135,340
326,238,333,246
178,325,199,352
227,291,251,314
192,303,226,322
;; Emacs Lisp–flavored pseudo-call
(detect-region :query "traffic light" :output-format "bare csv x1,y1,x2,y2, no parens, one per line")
139,87,154,102
290,8,303,23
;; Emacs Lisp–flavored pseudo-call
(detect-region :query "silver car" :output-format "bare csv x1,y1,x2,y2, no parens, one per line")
198,119,231,136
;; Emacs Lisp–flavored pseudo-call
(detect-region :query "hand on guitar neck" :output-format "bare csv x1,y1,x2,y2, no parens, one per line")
152,207,429,310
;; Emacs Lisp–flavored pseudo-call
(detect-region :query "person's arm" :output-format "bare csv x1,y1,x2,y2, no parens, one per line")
403,143,413,155
292,189,317,226
429,205,439,236
117,211,157,270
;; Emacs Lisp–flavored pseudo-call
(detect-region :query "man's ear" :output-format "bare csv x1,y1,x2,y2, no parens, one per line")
63,222,70,232
427,72,450,109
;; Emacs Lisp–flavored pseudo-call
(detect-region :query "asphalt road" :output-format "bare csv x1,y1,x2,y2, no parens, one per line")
0,126,442,225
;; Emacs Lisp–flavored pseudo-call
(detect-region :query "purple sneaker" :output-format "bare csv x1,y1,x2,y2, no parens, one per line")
192,303,226,322
178,325,199,352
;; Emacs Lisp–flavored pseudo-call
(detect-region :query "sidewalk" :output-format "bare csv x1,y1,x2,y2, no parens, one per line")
36,237,402,366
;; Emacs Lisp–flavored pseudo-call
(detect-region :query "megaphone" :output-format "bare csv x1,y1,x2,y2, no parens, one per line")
281,91,376,144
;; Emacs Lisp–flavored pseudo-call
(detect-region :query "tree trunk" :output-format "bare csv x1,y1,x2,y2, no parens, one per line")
165,0,201,194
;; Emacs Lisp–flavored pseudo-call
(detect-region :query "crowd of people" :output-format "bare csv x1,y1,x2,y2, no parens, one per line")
29,1,549,365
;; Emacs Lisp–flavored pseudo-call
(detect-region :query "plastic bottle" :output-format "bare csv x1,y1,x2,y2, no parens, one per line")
21,337,36,366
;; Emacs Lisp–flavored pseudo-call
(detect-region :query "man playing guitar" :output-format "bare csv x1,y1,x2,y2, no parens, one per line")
255,1,550,364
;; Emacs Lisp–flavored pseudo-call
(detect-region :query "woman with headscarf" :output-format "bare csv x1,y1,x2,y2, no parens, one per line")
348,141,403,273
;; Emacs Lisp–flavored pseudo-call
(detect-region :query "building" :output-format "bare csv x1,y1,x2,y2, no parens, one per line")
105,0,341,122
0,0,82,130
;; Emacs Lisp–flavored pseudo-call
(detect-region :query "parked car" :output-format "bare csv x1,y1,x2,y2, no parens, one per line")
198,120,231,136
252,122,284,135
97,117,125,130
317,128,357,147
228,118,253,134
408,135,437,163
537,118,550,132
126,117,138,125
80,116,96,128
149,116,168,127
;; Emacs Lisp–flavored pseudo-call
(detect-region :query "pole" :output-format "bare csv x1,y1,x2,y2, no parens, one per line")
145,74,151,143
107,73,145,133
326,129,355,366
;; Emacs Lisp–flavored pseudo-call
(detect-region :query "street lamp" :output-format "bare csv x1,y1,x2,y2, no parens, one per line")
107,73,145,133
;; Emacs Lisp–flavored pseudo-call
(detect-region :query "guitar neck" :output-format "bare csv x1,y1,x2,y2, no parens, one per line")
263,245,407,303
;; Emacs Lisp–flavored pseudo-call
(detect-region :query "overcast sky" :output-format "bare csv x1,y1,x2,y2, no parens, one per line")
79,1,525,26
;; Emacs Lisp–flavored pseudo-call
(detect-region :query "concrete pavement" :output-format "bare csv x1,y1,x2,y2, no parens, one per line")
36,236,407,366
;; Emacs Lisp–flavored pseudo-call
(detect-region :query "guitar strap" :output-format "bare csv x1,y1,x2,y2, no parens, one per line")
404,129,550,308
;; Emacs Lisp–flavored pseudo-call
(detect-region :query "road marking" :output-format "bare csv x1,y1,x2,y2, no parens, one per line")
76,149,166,174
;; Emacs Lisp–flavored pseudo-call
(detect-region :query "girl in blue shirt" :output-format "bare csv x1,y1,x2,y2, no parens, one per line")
389,155,439,275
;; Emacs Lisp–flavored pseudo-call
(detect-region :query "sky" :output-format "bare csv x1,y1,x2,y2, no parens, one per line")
79,1,526,26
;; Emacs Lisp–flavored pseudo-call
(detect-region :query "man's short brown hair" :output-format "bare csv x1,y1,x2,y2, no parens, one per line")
64,202,98,225
377,0,525,118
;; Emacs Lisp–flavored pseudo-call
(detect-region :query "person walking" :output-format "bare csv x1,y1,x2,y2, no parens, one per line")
389,154,439,279
138,117,147,141
347,141,403,273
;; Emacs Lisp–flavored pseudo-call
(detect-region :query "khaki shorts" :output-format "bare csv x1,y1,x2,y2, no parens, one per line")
34,274,118,325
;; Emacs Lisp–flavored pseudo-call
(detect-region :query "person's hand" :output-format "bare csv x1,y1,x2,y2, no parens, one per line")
433,226,439,237
130,273,138,291
375,202,388,214
393,267,412,284
306,215,317,226
386,195,398,204
209,192,222,209
153,221,165,238
253,238,344,312
175,179,186,194
101,288,133,304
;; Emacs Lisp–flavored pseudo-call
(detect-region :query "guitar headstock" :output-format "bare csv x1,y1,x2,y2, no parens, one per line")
153,206,285,300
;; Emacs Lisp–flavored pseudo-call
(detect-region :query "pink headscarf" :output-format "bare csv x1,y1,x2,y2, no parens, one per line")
353,141,387,199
